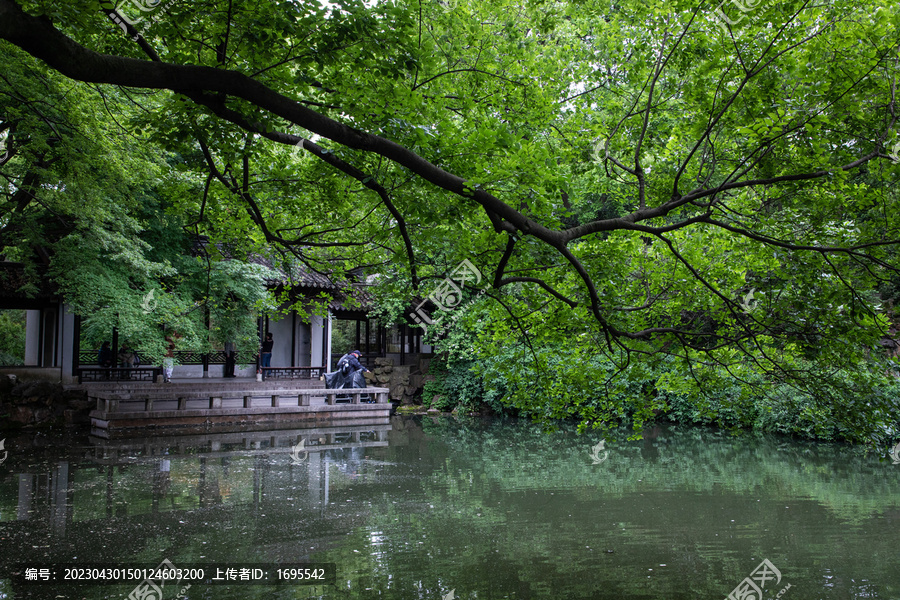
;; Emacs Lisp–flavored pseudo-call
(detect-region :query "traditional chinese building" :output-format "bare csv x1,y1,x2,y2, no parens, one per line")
0,260,432,386
0,262,78,383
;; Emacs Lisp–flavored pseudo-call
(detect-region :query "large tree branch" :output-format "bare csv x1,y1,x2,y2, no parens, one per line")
2,0,895,356
562,150,883,242
495,276,579,308
134,60,421,283
701,216,900,271
0,0,556,245
197,138,376,250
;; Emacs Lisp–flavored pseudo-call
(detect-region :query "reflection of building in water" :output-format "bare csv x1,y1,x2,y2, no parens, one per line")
0,423,391,575
13,461,72,536
152,451,172,511
329,446,368,480
87,425,391,516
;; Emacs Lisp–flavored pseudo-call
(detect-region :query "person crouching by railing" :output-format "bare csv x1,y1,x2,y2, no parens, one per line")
339,350,370,379
325,349,370,389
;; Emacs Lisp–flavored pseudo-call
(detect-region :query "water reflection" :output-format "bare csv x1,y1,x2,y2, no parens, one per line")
78,426,390,519
0,424,392,599
0,417,898,599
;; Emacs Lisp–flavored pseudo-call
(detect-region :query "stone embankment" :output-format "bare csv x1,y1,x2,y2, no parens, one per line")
0,375,90,428
364,356,430,405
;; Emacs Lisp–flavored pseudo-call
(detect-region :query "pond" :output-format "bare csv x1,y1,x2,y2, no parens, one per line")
0,416,898,599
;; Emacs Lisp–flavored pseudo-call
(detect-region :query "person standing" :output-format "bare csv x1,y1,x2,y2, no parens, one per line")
98,341,113,380
260,333,273,369
98,341,113,368
224,340,236,378
162,338,175,383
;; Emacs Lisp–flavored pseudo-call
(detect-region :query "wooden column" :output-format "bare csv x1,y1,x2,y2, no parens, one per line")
257,316,264,372
111,327,119,366
400,324,406,366
72,314,81,376
202,305,210,378
291,310,297,366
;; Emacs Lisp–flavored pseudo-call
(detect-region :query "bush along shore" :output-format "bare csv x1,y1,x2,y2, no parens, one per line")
415,352,900,451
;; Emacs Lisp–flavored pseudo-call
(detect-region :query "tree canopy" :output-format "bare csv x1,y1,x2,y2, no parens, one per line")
1,0,899,442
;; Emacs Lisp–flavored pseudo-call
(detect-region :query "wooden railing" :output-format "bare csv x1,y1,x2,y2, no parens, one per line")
78,367,163,383
93,387,390,413
261,366,325,380
78,366,325,383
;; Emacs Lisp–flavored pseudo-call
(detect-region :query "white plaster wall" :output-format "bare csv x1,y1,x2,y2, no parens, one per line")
24,310,40,366
296,320,312,367
326,313,332,370
310,313,331,370
266,314,292,368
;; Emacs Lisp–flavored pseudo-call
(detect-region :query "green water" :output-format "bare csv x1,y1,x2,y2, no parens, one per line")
0,417,898,599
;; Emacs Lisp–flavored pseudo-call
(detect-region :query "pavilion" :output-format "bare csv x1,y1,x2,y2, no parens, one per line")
0,261,430,385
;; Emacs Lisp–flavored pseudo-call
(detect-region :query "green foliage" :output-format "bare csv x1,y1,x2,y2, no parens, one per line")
422,356,450,410
331,319,357,356
0,310,25,365
472,340,668,434
462,338,900,447
423,354,505,414
0,49,282,362
2,0,900,446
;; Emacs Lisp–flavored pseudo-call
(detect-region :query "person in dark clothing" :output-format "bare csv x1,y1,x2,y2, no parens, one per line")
260,333,273,369
325,349,370,391
223,340,236,377
338,350,369,375
98,342,113,368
